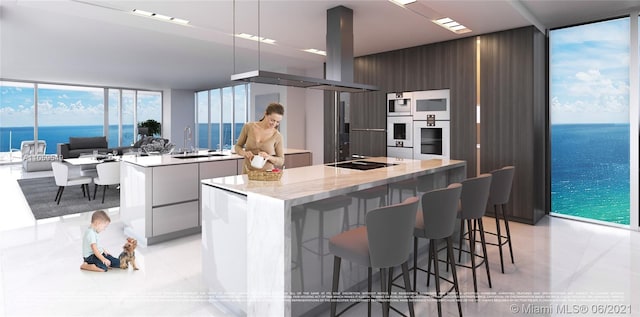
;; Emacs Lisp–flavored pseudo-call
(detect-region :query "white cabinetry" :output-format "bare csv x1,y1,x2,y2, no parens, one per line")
121,150,311,246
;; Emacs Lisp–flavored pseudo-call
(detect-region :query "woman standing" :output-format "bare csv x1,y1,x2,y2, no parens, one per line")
234,103,285,173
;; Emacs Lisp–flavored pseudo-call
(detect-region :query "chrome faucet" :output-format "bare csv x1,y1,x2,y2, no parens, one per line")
183,126,193,153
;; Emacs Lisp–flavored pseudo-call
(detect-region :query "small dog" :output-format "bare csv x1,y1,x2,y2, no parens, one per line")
119,237,139,270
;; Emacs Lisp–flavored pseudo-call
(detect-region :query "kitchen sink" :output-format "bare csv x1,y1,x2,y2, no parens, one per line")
172,153,228,159
329,160,397,170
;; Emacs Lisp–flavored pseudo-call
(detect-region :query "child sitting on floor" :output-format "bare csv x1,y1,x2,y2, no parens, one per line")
80,210,120,272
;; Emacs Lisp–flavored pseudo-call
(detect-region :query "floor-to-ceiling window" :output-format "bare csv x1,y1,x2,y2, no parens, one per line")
108,89,121,148
0,80,162,160
0,81,35,160
195,84,249,151
210,89,222,150
196,91,210,149
136,91,162,133
233,85,248,144
37,84,105,154
550,17,631,225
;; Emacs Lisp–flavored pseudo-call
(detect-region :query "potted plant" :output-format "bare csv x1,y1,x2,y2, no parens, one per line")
138,119,161,136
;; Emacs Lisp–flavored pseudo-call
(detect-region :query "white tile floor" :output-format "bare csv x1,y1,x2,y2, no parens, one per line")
1,163,639,317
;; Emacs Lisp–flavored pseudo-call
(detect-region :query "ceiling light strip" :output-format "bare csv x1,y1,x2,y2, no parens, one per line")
433,17,471,34
132,9,190,25
235,33,276,45
303,48,327,56
388,0,417,6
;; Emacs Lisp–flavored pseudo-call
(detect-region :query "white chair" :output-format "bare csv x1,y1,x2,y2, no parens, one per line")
51,161,92,205
93,161,120,203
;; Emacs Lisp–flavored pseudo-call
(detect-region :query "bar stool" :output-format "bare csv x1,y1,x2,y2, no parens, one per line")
412,183,463,317
347,185,388,227
389,178,417,204
329,197,419,317
486,166,516,273
301,196,353,285
456,174,493,301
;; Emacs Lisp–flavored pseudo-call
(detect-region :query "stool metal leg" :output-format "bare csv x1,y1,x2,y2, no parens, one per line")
458,220,464,262
368,267,372,317
413,237,418,292
446,237,463,317
432,240,442,317
380,268,389,317
319,211,325,285
467,219,478,301
330,256,341,317
426,240,433,287
401,261,415,317
494,204,505,273
477,219,492,288
502,203,515,264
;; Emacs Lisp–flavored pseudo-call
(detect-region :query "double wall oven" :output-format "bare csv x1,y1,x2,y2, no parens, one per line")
386,89,451,160
386,92,413,159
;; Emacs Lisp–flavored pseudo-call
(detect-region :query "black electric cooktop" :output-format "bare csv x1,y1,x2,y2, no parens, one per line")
329,160,397,171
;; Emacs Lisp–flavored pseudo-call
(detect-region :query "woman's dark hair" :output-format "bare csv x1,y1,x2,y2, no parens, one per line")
259,103,285,121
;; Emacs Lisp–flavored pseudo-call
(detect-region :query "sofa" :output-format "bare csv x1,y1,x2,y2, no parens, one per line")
57,136,111,159
57,136,170,159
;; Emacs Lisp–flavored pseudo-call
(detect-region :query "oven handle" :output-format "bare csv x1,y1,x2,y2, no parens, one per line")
351,128,386,132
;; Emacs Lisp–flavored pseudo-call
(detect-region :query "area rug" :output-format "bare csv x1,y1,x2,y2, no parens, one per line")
17,177,119,220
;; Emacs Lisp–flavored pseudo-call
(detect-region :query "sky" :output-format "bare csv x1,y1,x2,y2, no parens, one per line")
0,82,161,127
550,17,631,124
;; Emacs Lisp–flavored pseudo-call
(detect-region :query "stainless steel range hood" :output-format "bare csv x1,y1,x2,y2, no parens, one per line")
231,70,378,93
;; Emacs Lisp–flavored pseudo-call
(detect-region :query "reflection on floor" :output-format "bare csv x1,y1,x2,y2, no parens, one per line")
1,163,639,316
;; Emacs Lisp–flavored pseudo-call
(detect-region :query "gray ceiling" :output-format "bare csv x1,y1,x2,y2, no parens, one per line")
1,0,639,91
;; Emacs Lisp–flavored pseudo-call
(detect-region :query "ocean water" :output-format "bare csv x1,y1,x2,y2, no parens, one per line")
551,124,630,225
0,123,244,154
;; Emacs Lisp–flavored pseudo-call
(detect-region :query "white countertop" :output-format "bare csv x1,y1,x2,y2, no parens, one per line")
119,148,310,167
201,157,466,204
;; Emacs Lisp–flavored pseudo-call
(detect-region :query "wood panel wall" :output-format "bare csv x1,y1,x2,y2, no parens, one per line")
343,26,547,224
351,38,478,177
479,26,546,224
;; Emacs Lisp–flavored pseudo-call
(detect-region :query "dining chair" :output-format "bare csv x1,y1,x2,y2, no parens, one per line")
93,161,120,203
51,161,92,205
329,196,419,317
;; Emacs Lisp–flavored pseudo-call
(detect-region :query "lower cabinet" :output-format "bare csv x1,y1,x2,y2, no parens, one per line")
152,201,199,236
122,151,312,245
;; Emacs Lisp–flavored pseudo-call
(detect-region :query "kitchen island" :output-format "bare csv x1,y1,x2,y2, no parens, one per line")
200,157,466,316
119,149,311,246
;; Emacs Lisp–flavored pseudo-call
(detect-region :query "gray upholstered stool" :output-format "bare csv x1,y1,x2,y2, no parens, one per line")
301,196,353,285
347,185,388,227
389,178,418,204
412,183,463,317
329,197,419,317
456,174,493,301
486,166,516,273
